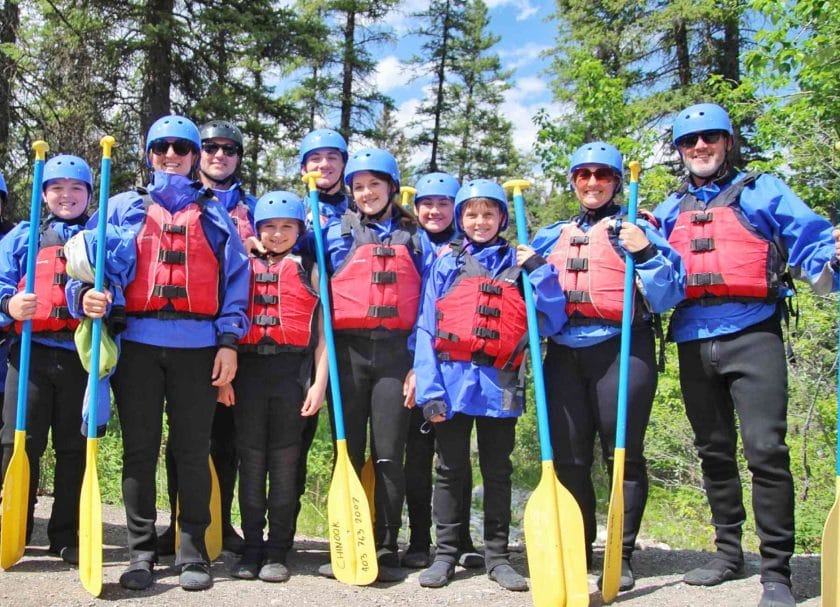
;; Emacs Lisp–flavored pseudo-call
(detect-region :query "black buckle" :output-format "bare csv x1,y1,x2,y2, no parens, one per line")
53,273,68,286
435,330,459,343
477,305,501,318
162,223,187,234
373,245,396,257
253,294,278,305
55,249,67,259
478,282,502,295
152,284,187,298
254,315,279,326
371,271,397,284
49,306,71,319
691,212,713,224
690,238,715,252
570,235,589,245
158,249,186,263
471,351,496,367
567,290,592,304
368,305,398,318
255,272,278,283
687,272,724,287
473,326,499,339
566,258,588,271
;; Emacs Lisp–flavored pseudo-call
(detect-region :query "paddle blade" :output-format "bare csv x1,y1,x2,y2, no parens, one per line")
822,479,840,607
556,470,590,607
207,455,222,561
601,448,626,603
0,431,30,569
79,439,102,596
524,464,566,607
361,455,375,523
327,441,378,585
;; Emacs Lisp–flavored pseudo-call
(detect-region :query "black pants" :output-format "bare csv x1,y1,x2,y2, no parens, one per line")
544,328,656,562
677,315,793,585
334,332,411,553
433,413,516,572
0,342,86,551
112,340,217,566
404,406,475,551
233,353,306,560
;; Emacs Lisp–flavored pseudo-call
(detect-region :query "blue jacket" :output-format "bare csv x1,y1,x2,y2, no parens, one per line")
306,191,351,231
66,172,250,349
530,209,685,348
414,239,567,420
654,172,839,342
213,180,257,220
0,217,85,351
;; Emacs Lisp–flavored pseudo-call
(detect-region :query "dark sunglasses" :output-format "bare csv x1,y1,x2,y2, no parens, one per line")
676,130,727,148
149,139,195,156
201,142,240,157
573,167,616,182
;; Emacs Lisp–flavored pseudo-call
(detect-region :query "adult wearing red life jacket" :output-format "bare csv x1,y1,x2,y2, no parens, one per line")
524,142,684,591
70,115,249,592
316,147,431,579
654,103,840,607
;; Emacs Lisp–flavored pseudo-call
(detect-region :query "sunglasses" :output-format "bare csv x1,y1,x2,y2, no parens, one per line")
676,130,726,148
573,167,616,182
149,139,195,156
201,142,240,157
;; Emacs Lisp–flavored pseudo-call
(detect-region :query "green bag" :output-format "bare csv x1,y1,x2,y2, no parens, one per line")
74,318,118,379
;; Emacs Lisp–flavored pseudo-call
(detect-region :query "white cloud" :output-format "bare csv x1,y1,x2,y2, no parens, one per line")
485,0,540,21
502,78,564,154
375,56,415,93
499,43,552,71
383,0,428,34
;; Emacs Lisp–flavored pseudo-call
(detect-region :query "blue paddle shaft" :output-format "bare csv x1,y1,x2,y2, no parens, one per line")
615,178,639,450
304,182,347,440
14,154,47,431
511,188,554,464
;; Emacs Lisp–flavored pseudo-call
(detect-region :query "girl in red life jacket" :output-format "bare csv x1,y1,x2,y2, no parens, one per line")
0,154,94,566
220,191,327,583
317,147,430,580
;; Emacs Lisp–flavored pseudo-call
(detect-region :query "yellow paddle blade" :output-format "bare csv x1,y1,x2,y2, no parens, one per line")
0,431,30,569
79,439,102,596
555,468,590,606
327,440,378,585
601,448,626,604
207,455,222,561
821,478,840,607
361,455,376,523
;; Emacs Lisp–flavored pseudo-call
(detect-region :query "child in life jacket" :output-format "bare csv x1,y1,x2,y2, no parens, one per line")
521,142,684,591
413,179,567,591
316,147,431,581
223,190,327,583
69,115,249,592
0,155,95,565
402,172,482,570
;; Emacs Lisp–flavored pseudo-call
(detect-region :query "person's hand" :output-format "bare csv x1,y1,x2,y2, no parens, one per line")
516,244,536,267
82,289,112,319
243,235,266,256
403,369,416,408
617,221,650,253
211,347,238,387
302,382,326,416
8,293,37,321
217,383,235,406
428,414,445,423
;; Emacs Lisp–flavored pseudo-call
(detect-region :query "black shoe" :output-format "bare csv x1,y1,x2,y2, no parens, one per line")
259,559,290,583
377,548,400,568
419,560,454,588
157,526,175,556
317,563,335,578
458,551,484,569
60,546,79,566
222,525,244,555
683,557,745,586
597,558,635,592
758,582,795,607
488,563,528,592
231,553,261,580
180,562,213,591
401,546,431,568
119,561,154,591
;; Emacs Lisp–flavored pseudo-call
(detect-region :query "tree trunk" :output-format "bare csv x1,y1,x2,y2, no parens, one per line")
339,9,355,142
0,0,19,165
429,0,453,173
140,0,174,152
674,20,691,87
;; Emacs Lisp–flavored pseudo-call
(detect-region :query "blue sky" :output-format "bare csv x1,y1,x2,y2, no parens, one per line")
367,0,563,163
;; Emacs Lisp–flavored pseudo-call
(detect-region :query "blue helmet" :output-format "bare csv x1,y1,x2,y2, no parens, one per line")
569,141,623,192
672,103,733,145
0,171,6,203
299,128,348,166
454,179,509,232
414,172,460,204
145,115,201,167
254,190,306,227
344,147,400,190
43,155,94,193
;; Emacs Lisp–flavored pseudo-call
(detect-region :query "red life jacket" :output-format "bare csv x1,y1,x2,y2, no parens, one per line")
124,195,220,319
330,213,422,332
434,251,528,370
14,224,79,336
240,254,319,353
547,217,644,326
229,199,255,243
668,174,786,305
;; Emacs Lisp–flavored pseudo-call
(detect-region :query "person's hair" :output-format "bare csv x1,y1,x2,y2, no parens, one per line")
461,197,503,217
352,169,417,227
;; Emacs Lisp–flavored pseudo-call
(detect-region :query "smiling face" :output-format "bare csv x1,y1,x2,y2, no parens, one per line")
572,163,620,210
44,178,89,220
200,137,239,184
416,195,455,234
678,130,732,182
148,138,197,176
301,148,345,193
460,198,502,244
350,170,395,217
259,218,301,256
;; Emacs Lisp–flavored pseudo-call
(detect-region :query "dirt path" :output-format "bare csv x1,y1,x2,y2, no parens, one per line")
0,497,823,606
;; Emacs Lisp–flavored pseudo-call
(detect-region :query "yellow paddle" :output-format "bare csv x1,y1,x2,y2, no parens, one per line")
504,179,588,607
400,186,416,209
303,171,377,585
601,161,641,603
174,455,222,560
78,135,116,595
0,140,49,570
361,455,375,522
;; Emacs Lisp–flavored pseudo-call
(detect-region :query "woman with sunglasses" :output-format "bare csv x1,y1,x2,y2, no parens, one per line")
517,141,684,591
68,115,249,592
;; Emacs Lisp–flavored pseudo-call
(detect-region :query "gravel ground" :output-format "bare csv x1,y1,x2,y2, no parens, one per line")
0,497,823,606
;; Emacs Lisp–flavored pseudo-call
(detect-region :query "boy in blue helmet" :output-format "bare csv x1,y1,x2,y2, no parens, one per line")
654,103,840,607
68,115,250,592
520,142,684,592
222,191,327,583
0,155,96,566
413,179,567,591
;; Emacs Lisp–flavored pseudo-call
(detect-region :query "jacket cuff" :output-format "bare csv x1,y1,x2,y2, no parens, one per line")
523,254,548,273
422,399,447,421
0,295,10,316
632,243,657,264
218,332,239,351
831,255,840,272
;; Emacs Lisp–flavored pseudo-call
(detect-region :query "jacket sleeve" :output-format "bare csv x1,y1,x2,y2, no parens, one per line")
0,223,28,326
413,258,450,406
633,220,686,313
